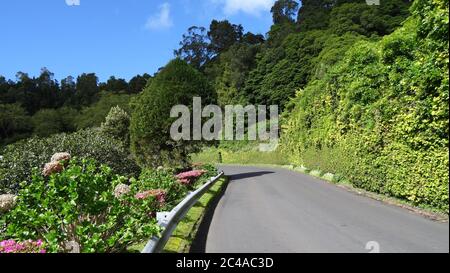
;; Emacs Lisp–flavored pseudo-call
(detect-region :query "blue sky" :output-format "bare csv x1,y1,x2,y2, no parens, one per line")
0,0,276,82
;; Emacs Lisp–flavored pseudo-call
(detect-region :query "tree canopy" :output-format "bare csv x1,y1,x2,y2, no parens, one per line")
130,59,216,168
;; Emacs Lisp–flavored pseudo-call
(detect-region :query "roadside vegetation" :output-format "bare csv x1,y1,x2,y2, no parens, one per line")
0,148,218,252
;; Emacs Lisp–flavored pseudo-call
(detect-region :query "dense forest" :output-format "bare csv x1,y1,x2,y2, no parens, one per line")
1,0,448,212
0,71,151,145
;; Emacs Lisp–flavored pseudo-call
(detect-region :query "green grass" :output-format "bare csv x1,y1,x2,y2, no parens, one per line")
163,176,227,253
127,176,228,253
192,146,289,166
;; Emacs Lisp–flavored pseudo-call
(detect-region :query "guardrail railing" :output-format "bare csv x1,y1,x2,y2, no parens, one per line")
142,171,225,253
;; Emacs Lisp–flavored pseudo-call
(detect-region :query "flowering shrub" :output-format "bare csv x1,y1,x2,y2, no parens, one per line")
137,165,217,208
135,189,167,206
176,170,207,179
193,163,217,175
175,170,207,186
0,239,46,253
0,158,160,253
137,168,186,207
100,106,131,147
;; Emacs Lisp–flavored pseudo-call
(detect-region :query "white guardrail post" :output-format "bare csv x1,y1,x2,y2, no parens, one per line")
142,171,225,253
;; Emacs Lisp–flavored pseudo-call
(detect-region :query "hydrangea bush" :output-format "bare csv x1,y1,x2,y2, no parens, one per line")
0,158,160,253
0,154,218,253
175,170,207,185
137,164,218,208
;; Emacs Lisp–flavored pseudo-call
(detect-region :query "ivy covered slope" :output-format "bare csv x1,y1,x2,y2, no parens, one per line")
281,0,449,212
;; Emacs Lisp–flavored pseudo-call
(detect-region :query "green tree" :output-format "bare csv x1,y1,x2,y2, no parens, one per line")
271,0,300,24
31,109,63,137
241,32,265,45
0,104,32,145
74,73,99,108
0,76,13,108
328,0,411,36
297,0,335,31
35,68,59,110
243,30,330,107
128,73,151,93
208,20,243,54
60,76,77,107
130,59,215,168
242,0,411,109
206,43,261,106
100,76,129,93
75,92,134,130
13,72,39,114
174,26,213,70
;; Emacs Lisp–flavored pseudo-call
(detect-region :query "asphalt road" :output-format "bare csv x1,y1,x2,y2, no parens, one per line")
201,165,449,253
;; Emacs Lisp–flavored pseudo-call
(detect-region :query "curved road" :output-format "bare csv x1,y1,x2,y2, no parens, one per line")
201,165,449,253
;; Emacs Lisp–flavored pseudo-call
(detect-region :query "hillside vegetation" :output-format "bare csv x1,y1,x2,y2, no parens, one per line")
281,0,449,211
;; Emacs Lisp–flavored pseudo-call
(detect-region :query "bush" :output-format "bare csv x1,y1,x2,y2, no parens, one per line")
0,158,159,253
100,106,131,147
137,164,218,208
185,164,219,190
130,59,216,168
136,168,187,208
193,163,218,178
0,128,140,194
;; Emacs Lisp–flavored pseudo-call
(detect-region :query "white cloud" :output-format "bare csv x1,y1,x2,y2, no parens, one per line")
220,0,275,15
145,3,173,30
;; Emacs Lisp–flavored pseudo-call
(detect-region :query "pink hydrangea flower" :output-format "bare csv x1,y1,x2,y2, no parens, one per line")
135,189,167,206
178,178,191,185
175,170,206,185
176,170,206,179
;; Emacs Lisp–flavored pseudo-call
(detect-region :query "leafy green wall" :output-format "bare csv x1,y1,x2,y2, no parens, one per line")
281,0,449,212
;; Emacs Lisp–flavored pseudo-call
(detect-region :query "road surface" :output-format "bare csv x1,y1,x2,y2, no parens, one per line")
200,165,449,253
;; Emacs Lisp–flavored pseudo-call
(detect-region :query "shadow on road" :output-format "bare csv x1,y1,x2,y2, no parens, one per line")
227,171,275,181
190,171,274,253
190,178,230,253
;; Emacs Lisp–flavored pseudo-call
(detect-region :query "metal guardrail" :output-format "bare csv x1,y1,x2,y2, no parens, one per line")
142,171,225,253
